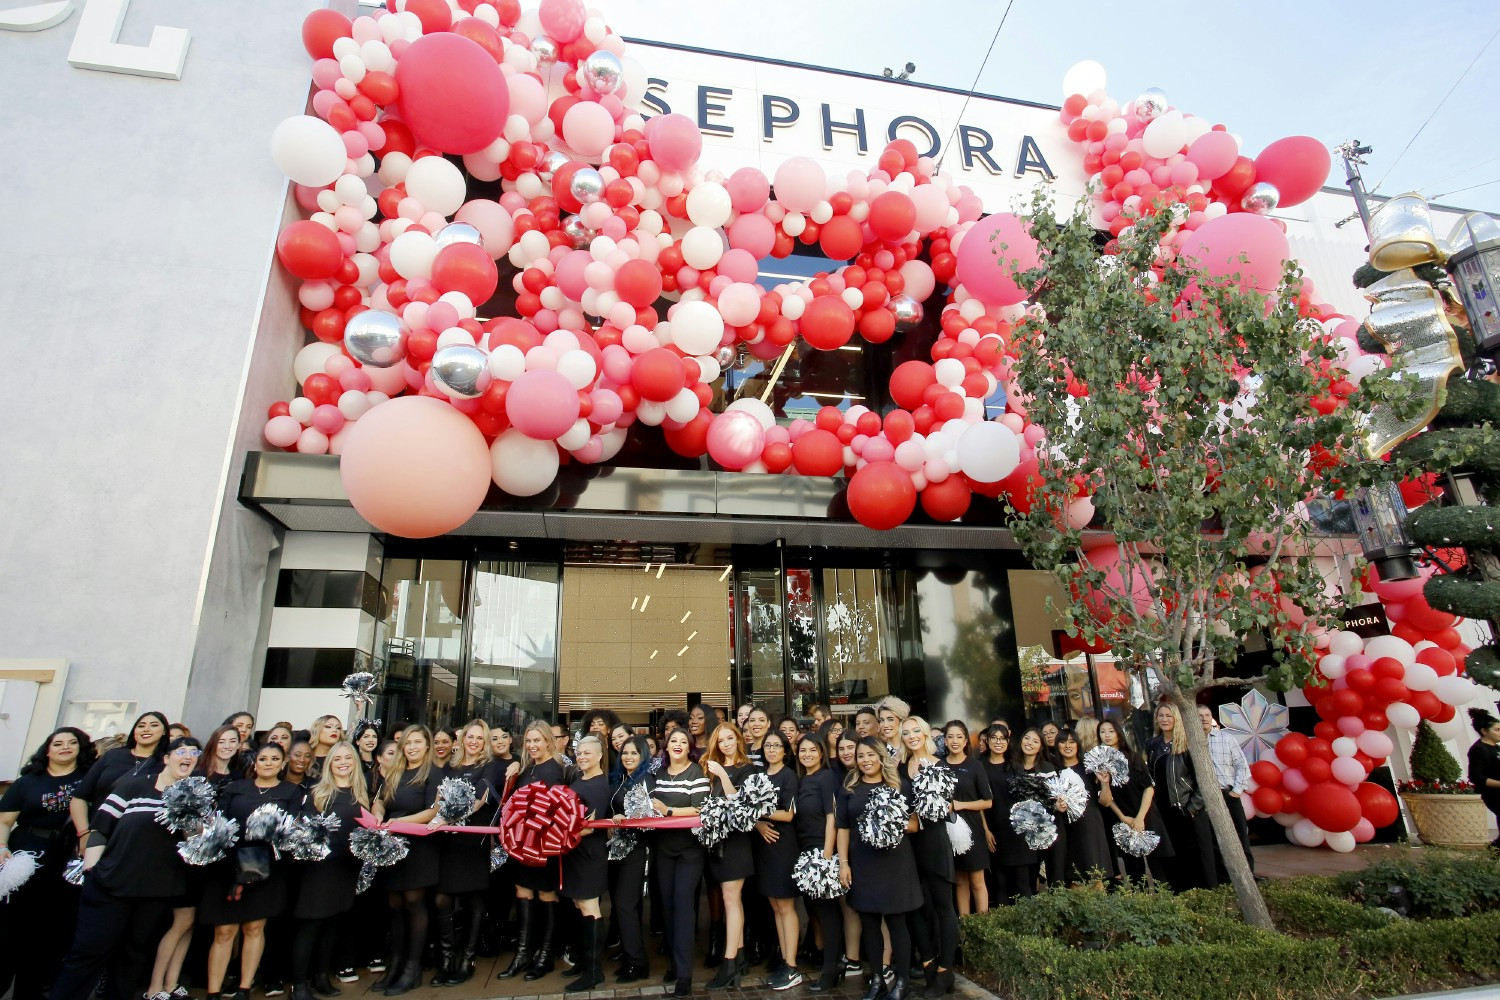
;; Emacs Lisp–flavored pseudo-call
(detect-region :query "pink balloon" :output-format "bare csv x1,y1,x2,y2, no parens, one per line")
727,214,776,258
312,404,346,434
1186,131,1238,180
395,33,509,155
1330,757,1366,786
772,157,826,214
1179,213,1290,295
1351,818,1376,843
506,369,581,440
589,388,623,425
1077,545,1154,622
507,73,547,125
955,213,1039,307
455,200,516,258
1356,730,1394,759
554,250,593,301
1253,136,1331,208
537,0,585,42
706,410,766,470
716,248,759,285
725,167,769,212
562,100,615,158
645,113,702,173
716,283,761,327
1336,716,1366,737
265,415,303,448
339,395,492,538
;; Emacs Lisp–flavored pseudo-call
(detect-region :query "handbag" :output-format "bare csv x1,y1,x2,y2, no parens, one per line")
233,843,272,885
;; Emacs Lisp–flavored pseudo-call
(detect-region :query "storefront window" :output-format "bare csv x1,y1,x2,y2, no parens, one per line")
738,568,787,710
822,568,891,711
469,560,559,733
376,557,467,731
906,568,1021,725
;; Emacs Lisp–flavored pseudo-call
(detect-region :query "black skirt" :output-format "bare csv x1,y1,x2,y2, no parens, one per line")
295,855,359,919
562,830,607,900
953,810,990,872
438,831,492,895
198,858,287,925
708,830,755,882
382,835,441,891
514,856,560,892
752,821,799,898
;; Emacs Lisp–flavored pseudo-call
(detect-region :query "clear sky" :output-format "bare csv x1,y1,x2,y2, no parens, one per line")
606,0,1500,214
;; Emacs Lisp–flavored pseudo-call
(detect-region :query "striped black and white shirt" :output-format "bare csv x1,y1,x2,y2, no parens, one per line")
647,762,710,812
89,775,186,898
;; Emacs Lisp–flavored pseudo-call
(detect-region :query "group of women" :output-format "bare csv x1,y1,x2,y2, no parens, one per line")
0,696,1232,1000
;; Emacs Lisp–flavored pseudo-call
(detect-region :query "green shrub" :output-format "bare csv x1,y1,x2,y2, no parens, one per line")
971,882,1204,950
1408,720,1463,785
1260,880,1395,934
1338,849,1500,918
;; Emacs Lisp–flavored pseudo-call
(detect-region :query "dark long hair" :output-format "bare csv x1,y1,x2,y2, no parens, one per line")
795,734,828,778
125,711,171,761
619,735,652,789
196,725,243,777
20,727,97,777
1011,725,1060,770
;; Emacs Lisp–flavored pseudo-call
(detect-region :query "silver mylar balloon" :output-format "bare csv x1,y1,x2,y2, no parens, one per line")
569,167,605,205
343,309,407,368
537,149,570,183
581,49,624,96
434,222,483,249
530,34,558,65
888,293,924,332
562,214,594,248
430,345,492,400
714,345,737,369
1241,181,1281,215
1134,88,1168,122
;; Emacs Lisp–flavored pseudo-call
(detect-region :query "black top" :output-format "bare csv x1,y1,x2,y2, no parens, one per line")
571,772,612,820
1469,740,1500,811
302,786,364,860
482,757,515,806
516,756,571,793
1105,755,1155,818
709,762,760,799
981,758,1039,867
746,743,766,769
794,768,839,850
609,772,653,816
762,766,797,819
951,756,993,805
90,775,185,898
77,748,163,812
0,769,86,845
446,760,497,823
221,779,309,834
385,766,446,819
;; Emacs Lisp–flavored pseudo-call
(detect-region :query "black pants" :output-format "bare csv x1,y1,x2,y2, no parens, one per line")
909,870,956,970
1217,791,1254,876
806,897,844,978
654,842,704,982
989,864,1037,904
291,916,340,984
0,850,79,1000
51,881,170,1000
610,844,648,968
858,911,911,982
1161,805,1219,891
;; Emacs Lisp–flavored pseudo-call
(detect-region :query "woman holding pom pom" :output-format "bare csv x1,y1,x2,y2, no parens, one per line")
838,736,921,1000
1054,727,1111,885
752,731,801,990
897,717,957,998
701,723,757,989
430,720,493,987
372,726,443,996
793,734,844,993
290,741,368,1000
1096,721,1172,883
979,725,1038,903
940,721,993,915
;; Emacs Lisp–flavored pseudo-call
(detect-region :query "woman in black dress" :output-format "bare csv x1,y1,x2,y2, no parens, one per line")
1014,727,1067,886
1147,703,1218,890
607,735,652,984
429,719,493,986
306,716,344,783
0,727,95,1000
1468,709,1500,848
1096,721,1173,883
1055,727,1111,885
498,720,571,982
371,725,443,996
561,735,612,992
290,741,368,1000
68,711,168,835
837,737,921,1000
979,726,1037,903
51,737,200,1000
646,727,708,998
687,704,716,760
702,723,757,988
284,741,315,791
793,734,844,993
831,731,862,972
481,726,517,955
940,721,993,915
753,731,801,990
201,742,306,1000
896,718,956,999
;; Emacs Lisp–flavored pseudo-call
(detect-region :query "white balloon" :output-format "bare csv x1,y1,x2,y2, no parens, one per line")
1404,661,1439,692
670,300,726,356
288,396,315,424
488,344,527,381
1291,819,1325,848
1433,674,1471,706
490,429,560,497
558,418,592,451
270,115,348,186
1386,702,1420,729
404,156,467,217
665,387,700,422
726,397,775,429
294,343,341,385
555,349,598,390
1317,654,1347,680
1061,60,1107,98
685,182,733,229
1324,830,1356,853
934,357,965,388
389,230,439,280
1365,635,1416,667
1330,736,1358,758
680,226,725,270
1327,631,1364,658
956,422,1021,484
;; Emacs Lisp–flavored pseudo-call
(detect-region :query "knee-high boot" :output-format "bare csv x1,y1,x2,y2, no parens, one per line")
497,900,534,980
524,901,557,981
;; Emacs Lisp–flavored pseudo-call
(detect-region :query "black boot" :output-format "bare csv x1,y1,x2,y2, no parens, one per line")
887,976,910,1000
497,900,534,980
292,984,317,1000
861,968,887,1000
564,915,604,993
704,952,742,990
311,973,341,997
703,921,725,969
808,971,845,994
524,902,556,981
370,954,397,992
381,961,421,998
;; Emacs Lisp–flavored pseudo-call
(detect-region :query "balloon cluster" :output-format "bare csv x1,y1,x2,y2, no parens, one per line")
1243,593,1488,852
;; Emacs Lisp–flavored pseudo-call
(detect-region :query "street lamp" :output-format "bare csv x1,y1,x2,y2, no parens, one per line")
882,61,916,81
1350,482,1418,582
1447,212,1500,357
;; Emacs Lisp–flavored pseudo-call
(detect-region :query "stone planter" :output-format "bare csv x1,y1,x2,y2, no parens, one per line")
1401,792,1494,848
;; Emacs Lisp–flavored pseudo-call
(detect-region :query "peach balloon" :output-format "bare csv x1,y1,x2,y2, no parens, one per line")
339,395,492,537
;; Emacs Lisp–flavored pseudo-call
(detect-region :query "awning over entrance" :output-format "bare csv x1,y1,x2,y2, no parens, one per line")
239,451,1025,550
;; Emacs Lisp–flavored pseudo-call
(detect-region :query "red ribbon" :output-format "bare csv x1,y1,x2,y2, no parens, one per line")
356,804,701,844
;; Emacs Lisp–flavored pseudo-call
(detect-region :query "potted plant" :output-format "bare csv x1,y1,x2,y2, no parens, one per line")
1399,721,1491,848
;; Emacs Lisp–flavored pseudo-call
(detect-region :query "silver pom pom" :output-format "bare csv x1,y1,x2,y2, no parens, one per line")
695,796,735,849
1045,773,1090,821
1009,800,1058,851
1111,822,1162,858
490,842,509,872
157,776,217,834
179,814,240,866
729,771,778,832
944,815,973,856
245,804,300,855
288,812,341,862
1083,746,1130,788
436,777,478,825
607,830,638,861
911,762,956,823
63,858,85,886
792,849,844,899
856,786,909,850
0,850,40,900
350,828,409,894
341,671,378,709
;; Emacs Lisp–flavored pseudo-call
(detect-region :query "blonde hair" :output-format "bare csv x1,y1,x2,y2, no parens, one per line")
312,741,370,812
843,735,902,791
703,722,750,770
381,725,434,803
457,719,493,767
310,715,343,746
520,719,557,773
899,716,937,763
1154,703,1188,756
875,696,911,721
1075,717,1099,753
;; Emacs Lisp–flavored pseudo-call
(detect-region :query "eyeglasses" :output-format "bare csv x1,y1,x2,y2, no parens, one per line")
172,748,202,758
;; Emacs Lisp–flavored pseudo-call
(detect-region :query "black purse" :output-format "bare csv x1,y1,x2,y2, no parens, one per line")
233,843,273,885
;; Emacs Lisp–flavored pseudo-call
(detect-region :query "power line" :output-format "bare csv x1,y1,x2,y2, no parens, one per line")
935,0,1016,172
1369,23,1500,196
1417,153,1500,194
1432,177,1500,201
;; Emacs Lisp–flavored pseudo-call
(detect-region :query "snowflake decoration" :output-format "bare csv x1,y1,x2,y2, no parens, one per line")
1217,689,1289,765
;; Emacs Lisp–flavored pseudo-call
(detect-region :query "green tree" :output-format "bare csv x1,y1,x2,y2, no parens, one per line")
1004,193,1418,930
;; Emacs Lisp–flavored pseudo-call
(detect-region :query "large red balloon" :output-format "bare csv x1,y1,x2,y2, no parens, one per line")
1275,732,1309,767
1001,458,1042,514
1252,137,1331,209
1355,782,1400,828
818,216,864,261
431,243,499,304
277,221,343,280
791,428,845,476
800,295,856,350
630,348,687,402
920,475,972,522
395,33,509,154
301,8,352,59
1250,760,1283,788
868,191,916,243
663,410,712,458
1251,786,1284,816
1303,782,1362,834
614,259,663,308
889,361,937,410
847,461,917,530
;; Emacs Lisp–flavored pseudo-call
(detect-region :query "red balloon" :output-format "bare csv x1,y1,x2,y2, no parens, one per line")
1313,720,1341,741
1215,156,1257,200
1430,702,1456,724
1250,760,1283,788
405,0,453,32
1306,737,1335,762
868,191,917,243
1354,782,1400,828
1252,136,1331,209
883,409,915,444
1303,782,1363,833
395,33,509,154
800,295,856,350
1405,596,1459,633
630,347,687,402
1002,458,1042,514
451,17,505,62
431,243,499,304
919,475,972,522
486,317,543,353
846,461,917,530
818,215,864,261
1300,756,1332,784
1345,668,1375,694
301,8,352,59
1361,710,1390,733
1329,689,1365,718
614,259,662,308
1410,689,1442,719
791,428,845,477
663,410,712,457
1371,677,1410,707
277,221,344,280
1370,657,1406,681
1252,786,1284,816
889,361,937,410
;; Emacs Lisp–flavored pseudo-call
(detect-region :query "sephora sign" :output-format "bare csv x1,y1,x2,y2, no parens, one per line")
1,0,190,79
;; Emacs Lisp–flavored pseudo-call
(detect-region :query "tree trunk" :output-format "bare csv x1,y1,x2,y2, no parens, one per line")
1167,688,1277,931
